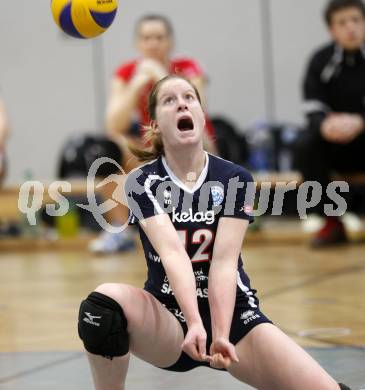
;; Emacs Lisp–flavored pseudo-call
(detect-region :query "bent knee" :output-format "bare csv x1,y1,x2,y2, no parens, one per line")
94,283,132,307
78,290,129,359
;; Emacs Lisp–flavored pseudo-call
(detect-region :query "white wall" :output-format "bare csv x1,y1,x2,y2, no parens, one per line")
0,0,97,183
270,0,329,124
0,0,332,183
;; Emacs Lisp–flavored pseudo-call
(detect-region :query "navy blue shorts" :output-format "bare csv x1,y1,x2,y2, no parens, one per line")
157,301,272,372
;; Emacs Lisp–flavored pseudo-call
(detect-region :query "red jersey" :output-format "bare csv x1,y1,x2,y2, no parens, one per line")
114,57,215,139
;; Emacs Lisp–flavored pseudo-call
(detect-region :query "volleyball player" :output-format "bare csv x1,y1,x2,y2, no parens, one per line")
79,76,350,390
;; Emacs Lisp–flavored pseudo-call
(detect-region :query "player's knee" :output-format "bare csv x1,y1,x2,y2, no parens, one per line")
78,291,129,359
95,282,120,296
94,283,132,307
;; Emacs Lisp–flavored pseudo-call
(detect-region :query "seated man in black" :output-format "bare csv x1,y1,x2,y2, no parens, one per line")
296,0,365,247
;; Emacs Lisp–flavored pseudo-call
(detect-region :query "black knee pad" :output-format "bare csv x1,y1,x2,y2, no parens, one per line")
78,291,129,359
338,384,352,390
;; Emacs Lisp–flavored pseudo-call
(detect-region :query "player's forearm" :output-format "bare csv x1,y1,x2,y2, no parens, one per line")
208,260,237,340
162,252,202,326
106,108,134,136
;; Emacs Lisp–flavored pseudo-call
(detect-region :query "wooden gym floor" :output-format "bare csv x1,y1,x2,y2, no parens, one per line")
0,238,364,389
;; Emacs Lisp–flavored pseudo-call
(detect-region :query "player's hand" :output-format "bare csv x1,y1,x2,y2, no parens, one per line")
181,321,210,362
136,59,168,82
321,114,364,144
207,338,239,369
337,114,364,143
321,115,346,143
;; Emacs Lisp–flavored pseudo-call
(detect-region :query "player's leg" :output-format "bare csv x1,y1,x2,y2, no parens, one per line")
86,353,130,390
227,323,339,390
79,283,185,390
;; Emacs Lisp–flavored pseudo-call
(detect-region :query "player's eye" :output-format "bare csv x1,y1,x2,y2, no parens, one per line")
186,94,195,101
163,96,174,105
338,18,346,27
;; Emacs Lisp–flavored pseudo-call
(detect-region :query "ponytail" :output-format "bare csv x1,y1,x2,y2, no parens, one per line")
128,125,164,162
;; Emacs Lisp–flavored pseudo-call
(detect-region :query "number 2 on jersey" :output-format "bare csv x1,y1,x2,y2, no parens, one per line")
177,229,214,262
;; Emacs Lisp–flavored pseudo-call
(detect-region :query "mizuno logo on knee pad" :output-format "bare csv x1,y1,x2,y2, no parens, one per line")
78,291,130,358
83,312,102,326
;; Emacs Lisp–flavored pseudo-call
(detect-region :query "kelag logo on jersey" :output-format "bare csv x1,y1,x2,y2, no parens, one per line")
210,186,224,206
172,207,215,225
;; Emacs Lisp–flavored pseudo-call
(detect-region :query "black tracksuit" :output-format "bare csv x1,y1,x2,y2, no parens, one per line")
295,43,365,214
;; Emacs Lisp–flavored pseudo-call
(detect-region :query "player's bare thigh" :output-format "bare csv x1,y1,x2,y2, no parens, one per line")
227,323,339,390
95,283,184,368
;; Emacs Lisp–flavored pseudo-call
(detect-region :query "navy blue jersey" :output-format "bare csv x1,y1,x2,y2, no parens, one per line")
125,153,259,309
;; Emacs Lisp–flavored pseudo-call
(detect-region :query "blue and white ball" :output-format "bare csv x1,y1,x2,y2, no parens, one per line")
51,0,118,39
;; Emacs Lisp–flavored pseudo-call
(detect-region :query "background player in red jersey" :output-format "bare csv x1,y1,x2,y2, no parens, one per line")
79,75,348,390
106,14,215,145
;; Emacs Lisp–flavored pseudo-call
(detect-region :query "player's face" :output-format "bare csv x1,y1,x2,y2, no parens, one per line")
329,7,365,50
153,79,206,149
137,20,173,62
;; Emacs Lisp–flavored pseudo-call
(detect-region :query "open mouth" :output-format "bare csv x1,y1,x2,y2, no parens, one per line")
177,117,194,131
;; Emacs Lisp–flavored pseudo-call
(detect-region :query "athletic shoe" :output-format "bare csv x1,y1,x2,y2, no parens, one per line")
311,217,347,248
301,214,325,233
341,212,364,233
89,229,135,254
